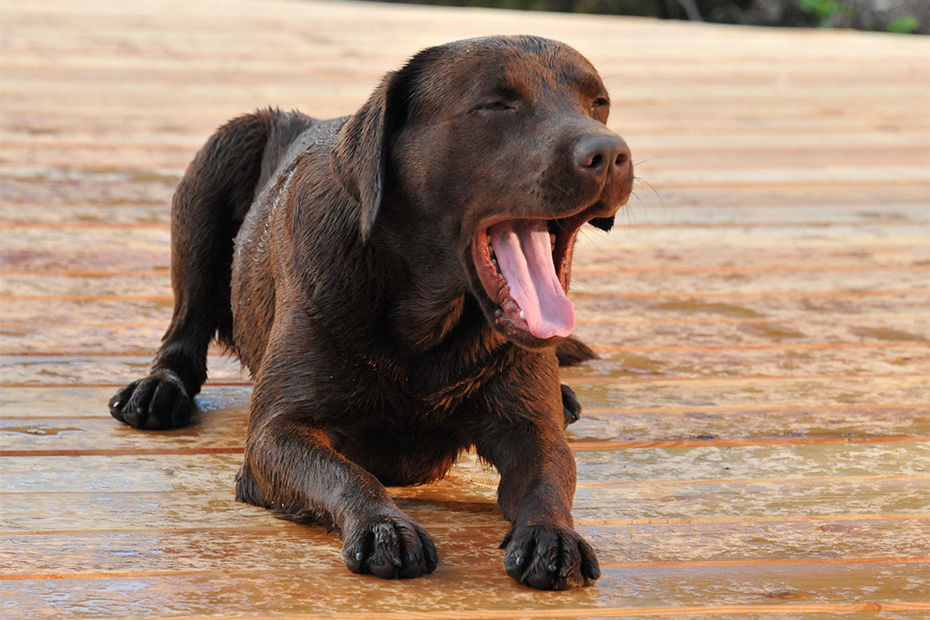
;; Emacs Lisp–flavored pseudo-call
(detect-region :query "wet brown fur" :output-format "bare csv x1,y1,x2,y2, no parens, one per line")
109,36,632,590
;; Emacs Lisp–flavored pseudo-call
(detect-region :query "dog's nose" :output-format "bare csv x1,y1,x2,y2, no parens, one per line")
573,134,630,182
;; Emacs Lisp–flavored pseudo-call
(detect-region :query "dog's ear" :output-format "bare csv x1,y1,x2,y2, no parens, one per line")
332,68,413,242
588,216,614,232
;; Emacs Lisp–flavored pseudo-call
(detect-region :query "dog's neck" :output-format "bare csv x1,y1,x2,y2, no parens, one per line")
371,301,519,410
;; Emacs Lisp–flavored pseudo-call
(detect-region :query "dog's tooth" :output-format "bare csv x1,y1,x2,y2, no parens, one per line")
519,309,526,320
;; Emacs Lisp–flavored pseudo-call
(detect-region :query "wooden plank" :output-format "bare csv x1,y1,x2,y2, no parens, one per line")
574,320,930,350
3,139,929,180
0,355,246,386
4,220,930,266
3,404,929,454
1,483,928,541
2,360,927,413
3,226,927,278
3,203,929,229
0,386,252,419
4,445,930,493
7,144,929,179
2,318,929,355
2,172,927,217
569,375,929,412
2,456,927,532
3,291,926,329
4,517,929,576
4,265,928,299
2,382,926,431
2,0,928,618
0,562,926,620
2,352,928,399
0,265,930,301
4,321,928,367
575,291,930,324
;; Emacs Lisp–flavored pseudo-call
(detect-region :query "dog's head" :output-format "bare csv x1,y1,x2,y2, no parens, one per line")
333,35,633,349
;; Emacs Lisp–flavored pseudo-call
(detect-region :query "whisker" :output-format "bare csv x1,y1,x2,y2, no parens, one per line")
633,176,665,220
551,182,572,198
633,155,668,167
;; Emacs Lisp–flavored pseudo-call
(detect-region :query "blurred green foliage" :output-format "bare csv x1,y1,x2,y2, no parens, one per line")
887,15,920,33
370,0,752,21
367,0,926,33
797,0,852,25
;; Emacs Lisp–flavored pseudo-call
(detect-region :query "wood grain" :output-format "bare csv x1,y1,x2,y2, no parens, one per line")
1,0,928,617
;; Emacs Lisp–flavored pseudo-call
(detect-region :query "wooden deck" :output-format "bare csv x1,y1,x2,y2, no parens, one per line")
2,0,929,617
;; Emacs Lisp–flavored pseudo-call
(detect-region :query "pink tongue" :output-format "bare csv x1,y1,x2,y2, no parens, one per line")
489,219,575,339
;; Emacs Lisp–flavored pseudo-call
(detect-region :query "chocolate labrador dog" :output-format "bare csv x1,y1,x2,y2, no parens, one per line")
109,35,632,590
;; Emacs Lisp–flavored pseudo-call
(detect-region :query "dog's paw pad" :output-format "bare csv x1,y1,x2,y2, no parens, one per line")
501,524,599,590
109,370,192,430
343,515,438,579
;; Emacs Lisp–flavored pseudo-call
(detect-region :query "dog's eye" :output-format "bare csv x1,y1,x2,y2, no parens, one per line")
475,101,515,112
592,97,610,108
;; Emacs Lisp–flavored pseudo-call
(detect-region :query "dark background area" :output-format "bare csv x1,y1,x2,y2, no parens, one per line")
364,0,929,33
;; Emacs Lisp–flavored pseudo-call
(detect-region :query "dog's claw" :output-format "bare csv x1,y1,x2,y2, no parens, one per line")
342,514,437,579
109,369,193,430
502,524,599,590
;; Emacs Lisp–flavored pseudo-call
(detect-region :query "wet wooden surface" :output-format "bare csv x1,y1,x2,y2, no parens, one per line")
2,0,929,617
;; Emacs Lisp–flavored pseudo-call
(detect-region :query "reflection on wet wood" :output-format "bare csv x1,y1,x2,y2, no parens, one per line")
1,0,928,617
1,563,928,618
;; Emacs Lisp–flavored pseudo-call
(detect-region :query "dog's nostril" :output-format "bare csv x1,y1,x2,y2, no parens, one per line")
574,134,630,178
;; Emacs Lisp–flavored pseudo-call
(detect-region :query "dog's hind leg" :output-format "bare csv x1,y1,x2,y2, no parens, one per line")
109,111,302,429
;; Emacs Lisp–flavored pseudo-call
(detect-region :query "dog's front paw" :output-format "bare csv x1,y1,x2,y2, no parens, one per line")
343,514,438,579
500,524,599,590
108,369,192,430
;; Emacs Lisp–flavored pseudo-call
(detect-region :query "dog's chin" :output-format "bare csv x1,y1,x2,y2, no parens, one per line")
489,311,565,350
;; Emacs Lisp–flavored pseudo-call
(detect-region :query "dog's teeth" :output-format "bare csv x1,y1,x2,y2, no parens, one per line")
519,309,526,320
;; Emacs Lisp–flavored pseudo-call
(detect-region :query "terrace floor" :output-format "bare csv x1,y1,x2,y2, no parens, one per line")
1,0,929,618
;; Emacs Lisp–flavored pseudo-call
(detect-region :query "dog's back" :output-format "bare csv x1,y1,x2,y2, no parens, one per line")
109,36,632,589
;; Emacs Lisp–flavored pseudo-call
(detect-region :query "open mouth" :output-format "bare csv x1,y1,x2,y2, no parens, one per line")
471,206,602,346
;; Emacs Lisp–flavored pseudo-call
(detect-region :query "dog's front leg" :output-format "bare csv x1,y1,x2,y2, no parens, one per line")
476,414,599,590
237,414,438,579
